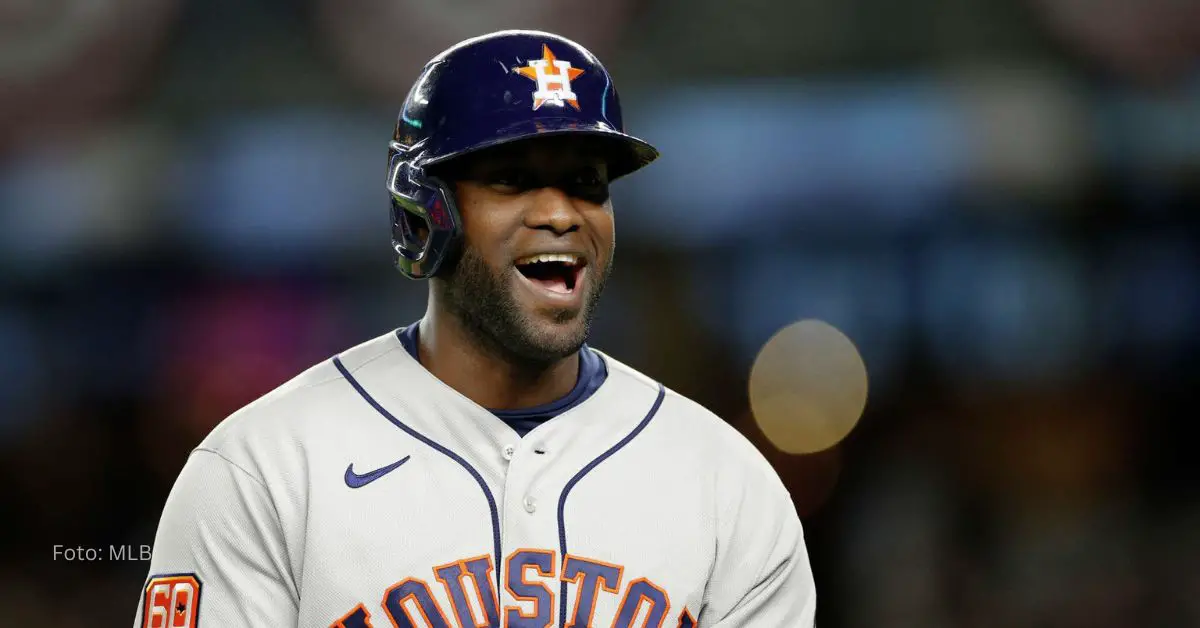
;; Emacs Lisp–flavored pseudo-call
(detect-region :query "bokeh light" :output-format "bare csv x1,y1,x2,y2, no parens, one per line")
748,319,869,455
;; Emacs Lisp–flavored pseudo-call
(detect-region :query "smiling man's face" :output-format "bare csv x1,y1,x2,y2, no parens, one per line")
431,135,617,365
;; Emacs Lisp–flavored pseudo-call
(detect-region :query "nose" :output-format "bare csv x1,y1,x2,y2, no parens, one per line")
524,186,582,235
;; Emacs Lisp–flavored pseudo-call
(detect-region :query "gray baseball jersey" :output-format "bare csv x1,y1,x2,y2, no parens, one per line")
135,330,816,627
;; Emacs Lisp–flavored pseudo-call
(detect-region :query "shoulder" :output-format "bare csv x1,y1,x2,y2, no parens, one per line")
194,331,409,476
597,350,784,489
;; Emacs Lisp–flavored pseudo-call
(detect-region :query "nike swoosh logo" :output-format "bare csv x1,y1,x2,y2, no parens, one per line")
344,455,411,489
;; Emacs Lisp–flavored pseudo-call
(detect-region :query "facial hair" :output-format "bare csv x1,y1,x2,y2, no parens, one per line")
438,243,612,368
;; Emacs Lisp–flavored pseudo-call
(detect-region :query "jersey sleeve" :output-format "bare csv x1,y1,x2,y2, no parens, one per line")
133,448,298,627
702,460,817,627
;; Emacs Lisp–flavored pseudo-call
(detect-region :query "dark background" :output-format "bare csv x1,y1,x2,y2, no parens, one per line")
1,1,1197,625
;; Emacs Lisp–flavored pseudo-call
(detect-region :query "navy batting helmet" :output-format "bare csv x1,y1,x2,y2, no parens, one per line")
386,30,659,279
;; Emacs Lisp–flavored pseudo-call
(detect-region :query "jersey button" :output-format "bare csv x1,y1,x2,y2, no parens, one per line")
502,444,516,461
523,495,537,513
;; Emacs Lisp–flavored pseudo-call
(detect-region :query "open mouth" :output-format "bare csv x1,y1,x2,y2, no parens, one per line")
514,253,586,295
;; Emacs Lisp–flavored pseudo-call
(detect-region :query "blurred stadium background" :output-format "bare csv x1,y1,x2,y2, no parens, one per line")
1,0,1198,625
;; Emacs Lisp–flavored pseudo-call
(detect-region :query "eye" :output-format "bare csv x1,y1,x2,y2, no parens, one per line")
566,168,610,204
573,169,604,187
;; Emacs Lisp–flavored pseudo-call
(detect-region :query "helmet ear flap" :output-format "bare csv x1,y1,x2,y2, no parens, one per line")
390,193,430,254
387,143,462,279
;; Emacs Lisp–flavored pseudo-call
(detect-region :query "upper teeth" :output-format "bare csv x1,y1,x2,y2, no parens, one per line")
517,253,579,265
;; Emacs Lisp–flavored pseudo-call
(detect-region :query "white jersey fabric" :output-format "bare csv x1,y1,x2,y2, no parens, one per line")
135,330,816,627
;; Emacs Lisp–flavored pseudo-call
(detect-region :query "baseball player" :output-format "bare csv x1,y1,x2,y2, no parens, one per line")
136,30,816,627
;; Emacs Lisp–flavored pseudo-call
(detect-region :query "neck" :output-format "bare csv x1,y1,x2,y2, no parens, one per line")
416,308,580,411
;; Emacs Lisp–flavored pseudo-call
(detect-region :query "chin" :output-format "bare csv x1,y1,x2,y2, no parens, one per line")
444,248,604,365
513,311,590,362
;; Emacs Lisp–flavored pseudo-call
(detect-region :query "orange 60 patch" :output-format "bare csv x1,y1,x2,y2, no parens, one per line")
142,574,202,628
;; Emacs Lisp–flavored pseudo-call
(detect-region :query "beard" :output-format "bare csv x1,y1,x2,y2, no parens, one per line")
437,243,612,368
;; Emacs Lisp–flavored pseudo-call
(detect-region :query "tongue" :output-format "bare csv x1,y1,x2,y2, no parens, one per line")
527,275,571,294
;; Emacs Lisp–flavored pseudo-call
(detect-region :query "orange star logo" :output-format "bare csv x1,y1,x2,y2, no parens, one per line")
514,44,585,111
